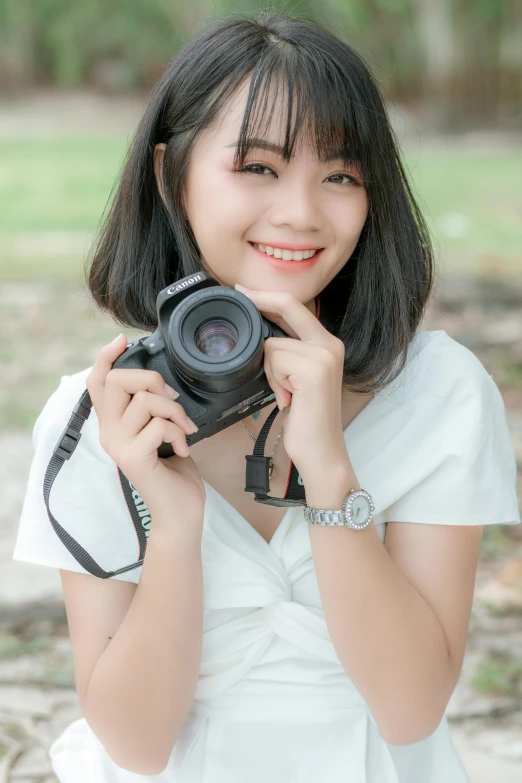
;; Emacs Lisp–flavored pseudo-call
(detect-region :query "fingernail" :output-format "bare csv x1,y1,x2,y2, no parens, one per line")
187,418,198,432
165,384,180,399
235,284,249,292
111,333,124,344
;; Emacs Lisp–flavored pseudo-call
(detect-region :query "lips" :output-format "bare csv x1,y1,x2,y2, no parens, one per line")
249,241,324,252
248,241,324,271
248,242,322,259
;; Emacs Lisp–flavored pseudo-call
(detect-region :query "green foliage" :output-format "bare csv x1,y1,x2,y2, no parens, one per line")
0,0,189,88
480,525,513,557
0,0,518,99
471,650,522,696
0,632,48,657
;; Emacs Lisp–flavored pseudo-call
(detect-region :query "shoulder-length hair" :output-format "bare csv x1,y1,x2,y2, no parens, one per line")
87,12,436,395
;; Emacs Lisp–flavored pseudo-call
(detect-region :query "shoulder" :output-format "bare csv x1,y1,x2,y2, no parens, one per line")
378,330,520,527
390,329,497,409
374,329,508,460
415,329,491,378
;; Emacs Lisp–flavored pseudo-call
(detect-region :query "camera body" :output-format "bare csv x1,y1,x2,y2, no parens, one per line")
112,271,287,457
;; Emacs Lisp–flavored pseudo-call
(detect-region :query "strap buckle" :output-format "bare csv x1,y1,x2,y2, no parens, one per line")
72,399,91,419
53,424,82,460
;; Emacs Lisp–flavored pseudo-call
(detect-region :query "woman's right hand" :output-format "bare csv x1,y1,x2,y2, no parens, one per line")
86,334,206,529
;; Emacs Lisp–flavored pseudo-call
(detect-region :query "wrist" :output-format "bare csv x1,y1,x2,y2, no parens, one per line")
302,461,358,510
141,489,204,540
148,521,203,551
145,490,204,522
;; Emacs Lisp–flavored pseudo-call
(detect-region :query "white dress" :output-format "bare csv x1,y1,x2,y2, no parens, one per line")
12,329,521,783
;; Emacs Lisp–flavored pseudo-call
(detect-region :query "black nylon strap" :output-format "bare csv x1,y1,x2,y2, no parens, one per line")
43,390,306,578
244,403,306,508
43,389,147,579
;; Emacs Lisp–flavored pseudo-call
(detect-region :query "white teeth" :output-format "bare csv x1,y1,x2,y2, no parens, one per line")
254,243,318,261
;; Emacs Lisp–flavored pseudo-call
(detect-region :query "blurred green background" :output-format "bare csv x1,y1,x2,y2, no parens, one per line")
0,0,520,431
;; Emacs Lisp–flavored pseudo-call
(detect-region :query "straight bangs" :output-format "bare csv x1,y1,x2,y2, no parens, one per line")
228,58,369,182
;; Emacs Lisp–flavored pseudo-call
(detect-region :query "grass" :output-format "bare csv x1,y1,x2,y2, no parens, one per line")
0,137,128,233
471,650,522,697
0,134,521,430
0,136,128,280
0,137,521,281
0,632,48,658
480,526,517,558
404,150,522,275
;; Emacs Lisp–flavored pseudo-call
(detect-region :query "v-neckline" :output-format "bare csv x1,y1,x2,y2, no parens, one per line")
202,479,295,549
200,388,382,549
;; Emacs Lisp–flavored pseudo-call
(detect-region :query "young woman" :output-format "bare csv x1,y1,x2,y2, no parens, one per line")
13,12,520,783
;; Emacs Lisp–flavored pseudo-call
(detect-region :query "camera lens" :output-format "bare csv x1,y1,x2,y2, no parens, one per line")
166,287,265,393
195,319,238,357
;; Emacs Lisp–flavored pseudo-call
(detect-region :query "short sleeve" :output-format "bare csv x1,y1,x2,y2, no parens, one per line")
378,332,521,526
12,369,143,582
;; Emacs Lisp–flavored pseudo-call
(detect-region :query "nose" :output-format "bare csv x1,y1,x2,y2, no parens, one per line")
268,180,322,234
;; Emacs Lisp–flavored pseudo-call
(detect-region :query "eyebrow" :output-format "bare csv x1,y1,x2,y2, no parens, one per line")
225,138,352,164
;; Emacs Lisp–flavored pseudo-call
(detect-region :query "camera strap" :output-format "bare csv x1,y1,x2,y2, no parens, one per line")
43,390,305,578
244,404,306,508
43,389,147,578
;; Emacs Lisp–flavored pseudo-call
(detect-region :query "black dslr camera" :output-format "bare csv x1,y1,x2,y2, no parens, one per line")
112,271,287,458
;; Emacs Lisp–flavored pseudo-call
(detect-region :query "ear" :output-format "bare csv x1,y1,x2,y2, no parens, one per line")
153,143,167,207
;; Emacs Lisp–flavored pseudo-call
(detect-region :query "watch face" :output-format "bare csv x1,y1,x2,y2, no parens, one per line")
352,496,371,526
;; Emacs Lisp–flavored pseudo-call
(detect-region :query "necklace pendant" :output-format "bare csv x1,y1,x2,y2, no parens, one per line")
268,458,274,479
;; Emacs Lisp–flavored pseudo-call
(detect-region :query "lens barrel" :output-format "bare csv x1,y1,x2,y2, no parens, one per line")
165,287,265,394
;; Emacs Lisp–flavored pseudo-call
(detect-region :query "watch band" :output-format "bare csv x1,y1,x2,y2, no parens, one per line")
304,488,375,530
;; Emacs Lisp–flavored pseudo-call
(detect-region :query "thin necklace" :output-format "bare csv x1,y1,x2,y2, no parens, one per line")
242,409,284,479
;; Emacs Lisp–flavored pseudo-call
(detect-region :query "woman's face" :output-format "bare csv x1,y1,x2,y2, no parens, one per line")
155,78,368,314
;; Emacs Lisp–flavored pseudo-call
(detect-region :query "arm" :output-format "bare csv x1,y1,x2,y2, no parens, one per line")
306,462,483,746
83,506,204,776
78,337,207,775
229,288,483,746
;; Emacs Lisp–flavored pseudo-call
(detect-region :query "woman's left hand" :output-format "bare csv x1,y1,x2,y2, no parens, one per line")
235,284,352,485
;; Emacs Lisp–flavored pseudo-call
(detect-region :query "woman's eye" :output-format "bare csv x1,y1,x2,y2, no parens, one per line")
327,173,360,186
240,163,275,177
238,164,360,185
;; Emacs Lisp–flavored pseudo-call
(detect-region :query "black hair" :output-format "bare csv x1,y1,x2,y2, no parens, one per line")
86,11,436,395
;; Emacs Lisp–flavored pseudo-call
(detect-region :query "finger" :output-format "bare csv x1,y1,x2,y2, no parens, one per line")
235,287,327,345
86,334,128,415
268,348,322,395
133,417,190,458
103,368,178,425
120,390,196,437
260,311,299,339
263,350,295,408
264,336,335,358
264,339,338,406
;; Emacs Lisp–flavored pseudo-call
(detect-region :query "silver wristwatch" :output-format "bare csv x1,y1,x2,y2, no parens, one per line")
304,488,375,530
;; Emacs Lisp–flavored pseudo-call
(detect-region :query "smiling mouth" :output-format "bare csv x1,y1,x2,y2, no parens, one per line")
249,242,323,261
